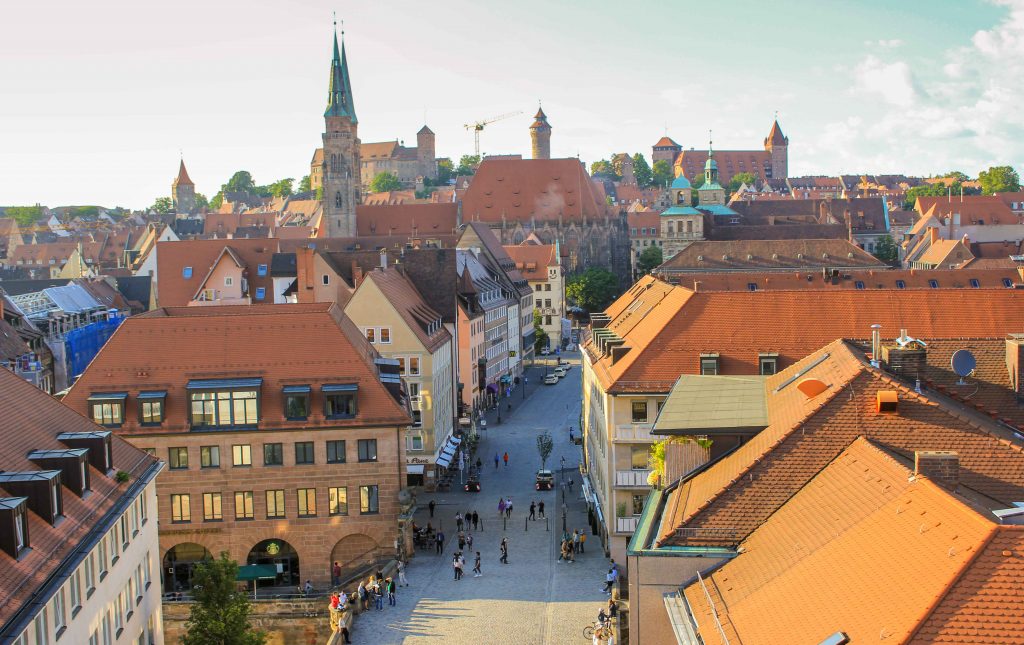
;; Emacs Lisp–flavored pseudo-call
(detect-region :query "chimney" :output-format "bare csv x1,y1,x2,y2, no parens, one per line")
351,261,364,288
914,450,959,490
870,324,882,366
929,227,939,246
1006,335,1024,399
379,248,388,270
298,245,315,293
881,329,927,379
876,390,898,413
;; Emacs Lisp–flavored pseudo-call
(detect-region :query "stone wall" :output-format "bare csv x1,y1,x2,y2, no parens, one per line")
164,598,331,645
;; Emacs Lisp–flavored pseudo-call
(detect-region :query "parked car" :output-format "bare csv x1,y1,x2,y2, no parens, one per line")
535,470,554,490
540,347,551,356
465,476,481,492
544,374,559,385
557,358,571,369
553,366,568,378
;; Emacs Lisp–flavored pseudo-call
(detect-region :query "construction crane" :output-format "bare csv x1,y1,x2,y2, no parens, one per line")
463,110,523,157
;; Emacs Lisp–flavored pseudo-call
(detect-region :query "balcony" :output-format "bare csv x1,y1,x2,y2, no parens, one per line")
409,396,422,410
615,469,652,488
616,516,639,533
614,422,655,442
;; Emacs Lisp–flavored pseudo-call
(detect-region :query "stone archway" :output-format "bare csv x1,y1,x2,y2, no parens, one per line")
247,538,300,588
162,542,212,594
330,534,380,578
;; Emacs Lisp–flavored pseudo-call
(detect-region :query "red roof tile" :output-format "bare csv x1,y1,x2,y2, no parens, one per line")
355,203,457,237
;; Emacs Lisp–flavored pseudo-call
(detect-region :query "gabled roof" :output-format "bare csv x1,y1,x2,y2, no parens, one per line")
657,239,886,273
354,268,450,353
681,436,1020,645
417,124,434,135
356,203,457,237
765,118,788,146
653,136,681,148
192,246,244,300
361,141,400,160
155,238,278,306
502,243,558,280
173,159,193,186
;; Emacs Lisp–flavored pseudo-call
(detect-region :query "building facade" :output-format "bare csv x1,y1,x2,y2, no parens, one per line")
63,304,413,591
655,119,789,185
504,242,565,348
320,30,361,238
0,368,164,645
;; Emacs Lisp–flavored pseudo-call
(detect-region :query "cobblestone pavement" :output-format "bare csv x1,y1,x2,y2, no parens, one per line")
351,354,611,644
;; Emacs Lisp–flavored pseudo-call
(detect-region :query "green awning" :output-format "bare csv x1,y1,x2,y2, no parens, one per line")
236,564,278,581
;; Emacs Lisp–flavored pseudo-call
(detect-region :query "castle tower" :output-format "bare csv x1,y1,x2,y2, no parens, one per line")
764,119,789,180
321,25,360,237
530,107,552,160
417,125,436,180
171,159,196,215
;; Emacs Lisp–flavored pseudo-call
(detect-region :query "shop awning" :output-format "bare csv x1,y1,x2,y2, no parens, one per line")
322,383,358,393
87,392,127,402
187,378,262,390
236,564,277,581
406,464,425,474
136,390,166,400
282,385,311,394
449,435,462,447
441,444,457,460
436,453,452,469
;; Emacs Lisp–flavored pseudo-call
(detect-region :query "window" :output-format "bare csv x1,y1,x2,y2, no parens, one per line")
266,490,285,518
632,494,646,515
329,487,348,515
202,493,222,521
928,279,939,288
631,400,647,423
199,445,220,468
297,488,317,517
90,397,125,427
84,553,96,594
295,442,314,465
747,283,758,291
168,447,188,470
263,443,283,466
283,387,310,420
120,515,129,549
700,354,720,376
34,608,48,645
408,432,423,450
631,445,649,470
970,279,980,288
855,281,865,289
327,440,346,464
360,485,379,514
170,494,191,522
408,357,420,376
189,388,259,428
232,445,252,467
183,266,193,279
224,276,234,287
144,551,152,589
235,491,254,520
115,591,125,634
365,327,376,343
69,569,82,614
324,385,357,419
380,328,391,343
257,264,268,276
358,439,378,462
895,280,906,289
255,287,266,300
53,586,66,633
759,353,778,376
98,537,109,578
133,565,142,602
322,274,330,286
1004,278,1014,287
138,393,164,425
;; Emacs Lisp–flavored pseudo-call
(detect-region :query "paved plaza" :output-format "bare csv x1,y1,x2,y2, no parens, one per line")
351,355,611,643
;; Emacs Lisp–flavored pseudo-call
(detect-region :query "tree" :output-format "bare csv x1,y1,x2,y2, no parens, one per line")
637,245,663,274
651,160,673,189
566,267,620,312
182,552,266,645
5,205,44,227
150,197,173,214
632,153,653,187
455,155,480,176
536,431,553,470
223,171,256,194
978,165,1021,195
728,172,758,193
268,178,294,198
941,171,971,183
297,175,312,193
369,172,402,194
67,206,99,219
590,159,620,181
209,192,224,210
436,158,454,184
195,193,210,210
533,309,549,352
871,235,899,265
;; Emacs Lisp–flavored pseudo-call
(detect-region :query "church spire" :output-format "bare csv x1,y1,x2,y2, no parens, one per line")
325,21,357,122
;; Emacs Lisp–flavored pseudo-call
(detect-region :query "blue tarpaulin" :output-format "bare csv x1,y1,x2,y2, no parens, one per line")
66,316,124,380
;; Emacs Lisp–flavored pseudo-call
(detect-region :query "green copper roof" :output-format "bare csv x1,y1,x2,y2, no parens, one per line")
670,176,692,190
699,181,724,192
325,32,357,122
704,156,718,171
661,206,702,216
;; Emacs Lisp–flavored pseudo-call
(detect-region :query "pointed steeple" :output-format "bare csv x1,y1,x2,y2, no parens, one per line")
325,25,357,122
766,118,787,147
174,159,193,187
531,104,550,130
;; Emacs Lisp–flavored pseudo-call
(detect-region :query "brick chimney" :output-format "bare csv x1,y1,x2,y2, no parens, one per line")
351,261,364,288
1006,335,1024,399
914,450,959,490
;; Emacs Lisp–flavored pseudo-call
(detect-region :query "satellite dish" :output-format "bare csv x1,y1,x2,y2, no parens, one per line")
951,349,977,383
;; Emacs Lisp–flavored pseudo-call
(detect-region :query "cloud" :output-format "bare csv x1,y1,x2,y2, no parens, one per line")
660,88,688,109
853,55,922,107
865,38,904,49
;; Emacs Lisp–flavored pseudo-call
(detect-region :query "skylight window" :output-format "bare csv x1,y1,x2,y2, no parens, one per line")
183,266,193,279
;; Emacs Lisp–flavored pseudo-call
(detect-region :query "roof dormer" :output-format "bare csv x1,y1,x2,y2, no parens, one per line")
0,497,30,559
28,448,90,497
0,471,63,526
57,431,114,475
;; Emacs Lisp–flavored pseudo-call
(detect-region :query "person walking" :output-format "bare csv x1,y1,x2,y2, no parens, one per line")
603,569,615,594
473,551,482,577
476,457,482,471
538,501,545,518
458,531,466,551
557,540,567,563
466,532,474,550
500,537,509,564
435,530,445,554
472,510,479,530
579,529,587,553
498,497,506,517
503,451,509,467
428,500,436,518
455,512,464,531
506,497,513,518
569,427,574,443
397,559,409,587
494,452,499,469
331,561,342,588
529,501,536,521
572,530,581,554
386,577,396,606
453,553,462,580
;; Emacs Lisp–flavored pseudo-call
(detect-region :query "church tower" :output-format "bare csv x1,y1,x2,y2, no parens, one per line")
764,119,789,180
417,125,436,180
530,107,551,160
697,141,726,206
321,25,360,237
171,159,196,215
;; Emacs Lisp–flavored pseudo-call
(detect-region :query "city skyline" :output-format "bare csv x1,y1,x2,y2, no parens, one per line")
1,0,1020,208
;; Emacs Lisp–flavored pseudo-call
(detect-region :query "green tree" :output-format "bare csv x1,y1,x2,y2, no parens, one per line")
182,552,266,645
632,153,653,187
651,160,673,188
436,158,454,184
369,172,403,193
590,159,620,181
871,235,899,265
536,431,554,470
195,193,210,210
728,172,758,193
637,245,663,274
4,205,44,227
455,155,480,176
903,182,960,209
533,309,549,353
978,165,1021,195
297,175,312,193
223,171,256,194
941,171,971,183
151,197,173,214
566,267,620,312
209,192,224,210
268,178,294,198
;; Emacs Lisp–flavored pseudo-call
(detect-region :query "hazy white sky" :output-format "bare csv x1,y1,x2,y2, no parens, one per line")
1,0,1021,208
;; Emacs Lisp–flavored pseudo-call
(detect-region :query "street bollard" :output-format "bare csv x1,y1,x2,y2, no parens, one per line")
525,517,528,532
503,516,507,532
546,516,549,532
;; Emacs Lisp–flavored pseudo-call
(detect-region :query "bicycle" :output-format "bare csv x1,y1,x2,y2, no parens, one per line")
583,620,613,640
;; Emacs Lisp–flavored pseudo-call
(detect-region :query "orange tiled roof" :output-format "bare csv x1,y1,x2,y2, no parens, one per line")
663,268,1021,291
357,268,450,353
502,243,557,281
8,241,103,266
657,239,886,273
155,238,279,306
62,303,411,434
676,150,771,184
0,368,160,629
916,195,1019,225
653,136,680,148
916,239,972,268
356,203,457,237
174,159,193,186
682,436,1017,645
659,340,1024,549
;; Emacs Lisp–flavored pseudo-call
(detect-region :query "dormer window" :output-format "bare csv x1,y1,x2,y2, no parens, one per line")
187,378,261,429
323,384,358,419
88,392,127,427
283,385,311,420
138,391,166,426
0,497,30,558
700,353,720,376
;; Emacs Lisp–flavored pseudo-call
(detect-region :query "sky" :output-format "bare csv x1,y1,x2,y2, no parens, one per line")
1,0,1022,209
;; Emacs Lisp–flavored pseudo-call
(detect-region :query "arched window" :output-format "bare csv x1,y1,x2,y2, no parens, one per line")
335,192,342,207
